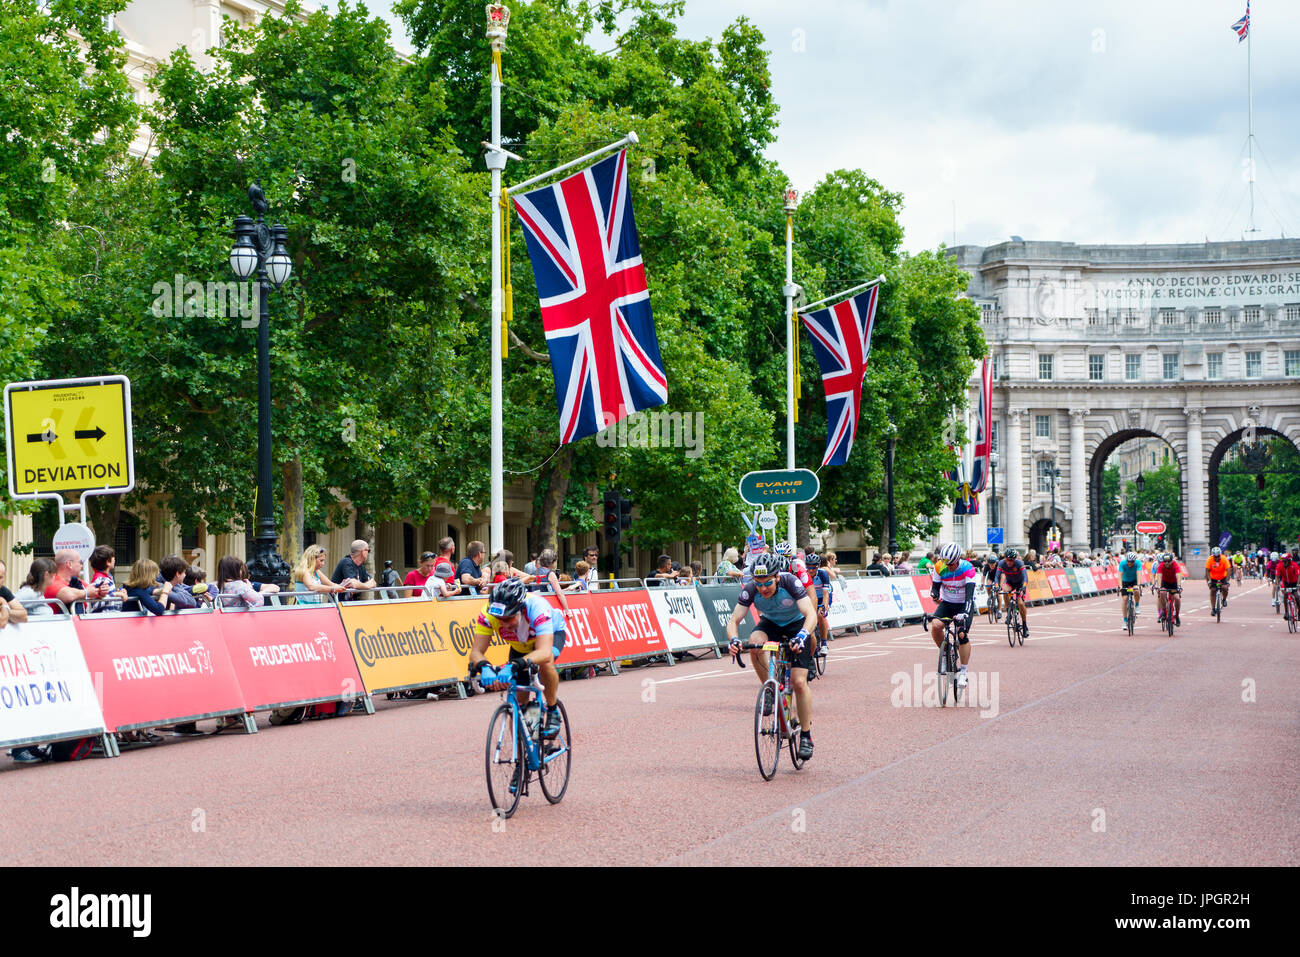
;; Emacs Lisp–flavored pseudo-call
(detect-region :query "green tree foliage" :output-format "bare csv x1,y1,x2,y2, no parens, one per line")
1123,462,1183,553
1100,464,1121,537
1217,438,1300,549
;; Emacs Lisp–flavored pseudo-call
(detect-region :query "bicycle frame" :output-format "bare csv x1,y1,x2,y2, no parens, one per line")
488,673,567,773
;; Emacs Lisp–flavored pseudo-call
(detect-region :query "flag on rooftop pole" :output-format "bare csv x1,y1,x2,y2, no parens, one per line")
511,149,667,444
797,284,880,466
1231,3,1250,42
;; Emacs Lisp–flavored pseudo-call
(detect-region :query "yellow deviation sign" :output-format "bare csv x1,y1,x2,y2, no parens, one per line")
4,376,134,497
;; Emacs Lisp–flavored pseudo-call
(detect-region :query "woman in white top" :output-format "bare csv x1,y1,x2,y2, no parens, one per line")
15,558,57,617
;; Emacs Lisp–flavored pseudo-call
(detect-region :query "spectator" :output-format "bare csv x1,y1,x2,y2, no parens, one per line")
185,565,213,605
824,551,841,580
378,559,403,599
534,548,573,618
293,544,346,604
566,560,590,592
457,540,489,595
333,539,377,601
677,563,698,587
87,545,127,611
716,547,743,580
0,558,28,625
490,559,510,585
895,551,912,575
123,559,172,616
915,551,934,575
405,551,437,593
15,559,56,617
691,560,703,580
218,555,278,609
424,555,458,598
648,554,677,585
46,549,110,613
156,554,198,609
1024,550,1040,571
582,546,599,588
866,552,889,576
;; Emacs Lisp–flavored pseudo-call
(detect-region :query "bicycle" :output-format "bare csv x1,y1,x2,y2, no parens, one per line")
1003,587,1025,647
480,663,571,819
1284,587,1299,634
734,640,805,780
812,630,828,678
1157,587,1179,637
985,584,1000,624
1121,584,1140,636
922,613,965,707
1209,579,1226,623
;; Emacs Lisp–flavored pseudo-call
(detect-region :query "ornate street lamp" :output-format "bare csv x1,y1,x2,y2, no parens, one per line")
1046,458,1061,552
885,420,897,556
229,182,292,586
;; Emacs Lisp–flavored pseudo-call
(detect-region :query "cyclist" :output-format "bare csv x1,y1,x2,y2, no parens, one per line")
778,540,813,590
1116,550,1142,628
929,542,977,690
980,552,1000,619
467,578,566,737
727,552,819,761
1154,552,1184,628
1279,550,1300,619
806,552,832,650
1205,547,1232,610
994,548,1029,637
1232,550,1245,583
1268,551,1281,607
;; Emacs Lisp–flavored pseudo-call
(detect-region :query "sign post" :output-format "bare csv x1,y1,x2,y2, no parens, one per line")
4,376,134,537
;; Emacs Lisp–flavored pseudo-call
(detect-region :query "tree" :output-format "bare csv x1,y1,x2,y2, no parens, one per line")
1124,463,1182,553
1101,464,1121,538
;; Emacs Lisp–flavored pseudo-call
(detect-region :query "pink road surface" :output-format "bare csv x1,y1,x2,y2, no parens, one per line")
3,580,1296,866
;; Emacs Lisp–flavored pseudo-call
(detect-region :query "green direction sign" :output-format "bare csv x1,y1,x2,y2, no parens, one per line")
738,468,820,506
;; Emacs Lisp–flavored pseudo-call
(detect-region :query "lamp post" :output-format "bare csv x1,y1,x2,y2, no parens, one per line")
1046,458,1061,553
989,450,999,530
886,420,897,556
230,182,292,586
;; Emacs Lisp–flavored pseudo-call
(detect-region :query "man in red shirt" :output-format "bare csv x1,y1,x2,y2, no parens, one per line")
1154,552,1184,628
46,550,110,612
1279,550,1300,620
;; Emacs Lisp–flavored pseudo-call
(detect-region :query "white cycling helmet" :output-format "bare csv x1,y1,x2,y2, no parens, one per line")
774,540,793,556
1211,546,1221,556
1271,551,1279,560
939,542,962,564
1126,551,1137,562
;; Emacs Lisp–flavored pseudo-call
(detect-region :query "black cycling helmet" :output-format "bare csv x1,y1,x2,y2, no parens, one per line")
749,553,785,578
1002,548,1017,560
488,578,527,618
805,553,822,569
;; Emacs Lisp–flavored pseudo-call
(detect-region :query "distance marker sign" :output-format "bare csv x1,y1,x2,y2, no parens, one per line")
4,376,134,497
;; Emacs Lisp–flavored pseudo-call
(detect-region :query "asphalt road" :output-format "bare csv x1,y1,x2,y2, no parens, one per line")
5,579,1296,866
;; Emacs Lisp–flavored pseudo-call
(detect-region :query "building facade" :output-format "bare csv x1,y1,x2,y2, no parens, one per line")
934,239,1300,573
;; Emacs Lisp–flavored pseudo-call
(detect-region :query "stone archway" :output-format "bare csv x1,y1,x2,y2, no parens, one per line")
1088,428,1185,551
1207,427,1300,550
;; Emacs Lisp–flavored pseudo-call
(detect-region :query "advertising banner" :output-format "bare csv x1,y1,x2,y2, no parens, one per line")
644,587,716,654
567,589,667,662
856,577,927,622
839,578,874,627
1063,568,1083,598
1094,567,1118,591
337,596,502,694
74,611,245,731
828,578,863,630
0,617,106,749
695,582,756,646
1043,568,1073,599
538,591,624,666
1024,570,1052,604
912,576,939,616
216,604,365,711
1075,567,1098,594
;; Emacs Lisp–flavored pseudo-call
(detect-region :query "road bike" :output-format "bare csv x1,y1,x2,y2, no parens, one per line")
1209,579,1226,623
481,662,571,819
1004,587,1026,646
734,640,805,780
1121,584,1140,635
922,613,966,707
985,584,1001,624
1284,587,1299,635
1157,587,1179,637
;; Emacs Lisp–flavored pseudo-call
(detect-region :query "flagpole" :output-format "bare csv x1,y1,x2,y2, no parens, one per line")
783,188,799,542
487,5,510,560
1246,3,1258,236
507,133,640,193
799,275,887,314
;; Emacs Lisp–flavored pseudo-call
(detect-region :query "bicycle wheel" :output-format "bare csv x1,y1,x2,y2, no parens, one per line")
1288,595,1298,634
1126,595,1134,636
485,704,524,819
814,641,827,677
1213,589,1221,623
538,700,571,804
937,642,950,708
1167,600,1176,637
1017,616,1025,646
754,681,780,780
1006,608,1016,647
950,640,964,705
785,693,804,770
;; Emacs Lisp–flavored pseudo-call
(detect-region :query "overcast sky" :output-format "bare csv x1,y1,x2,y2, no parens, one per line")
355,0,1300,255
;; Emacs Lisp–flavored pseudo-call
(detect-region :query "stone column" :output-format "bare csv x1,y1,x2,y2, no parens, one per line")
0,513,34,585
1185,407,1208,574
1005,410,1026,550
1069,409,1089,552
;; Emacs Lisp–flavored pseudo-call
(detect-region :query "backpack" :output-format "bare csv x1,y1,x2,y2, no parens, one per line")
50,737,94,761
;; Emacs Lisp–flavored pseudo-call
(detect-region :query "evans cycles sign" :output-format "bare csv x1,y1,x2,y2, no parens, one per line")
738,469,820,505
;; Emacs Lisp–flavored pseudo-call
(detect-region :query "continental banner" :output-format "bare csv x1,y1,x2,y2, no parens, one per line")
337,596,504,695
215,604,366,712
1024,570,1053,604
0,616,106,750
695,582,756,647
644,587,716,654
74,610,245,731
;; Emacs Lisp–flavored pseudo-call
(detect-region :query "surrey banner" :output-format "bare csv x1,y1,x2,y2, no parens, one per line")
0,617,106,749
644,586,716,654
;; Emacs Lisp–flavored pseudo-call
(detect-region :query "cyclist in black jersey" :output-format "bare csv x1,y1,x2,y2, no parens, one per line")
994,549,1029,637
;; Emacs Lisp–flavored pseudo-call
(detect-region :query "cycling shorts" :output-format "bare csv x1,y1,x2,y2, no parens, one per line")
1159,583,1181,593
753,617,814,671
934,601,972,644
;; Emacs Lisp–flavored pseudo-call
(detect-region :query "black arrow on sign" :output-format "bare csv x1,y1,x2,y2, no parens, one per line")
26,430,57,444
75,427,106,441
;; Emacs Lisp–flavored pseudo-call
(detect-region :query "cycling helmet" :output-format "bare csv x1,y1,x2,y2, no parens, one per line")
938,542,962,564
1211,546,1221,556
488,578,527,618
804,553,822,569
775,540,793,556
1126,551,1137,563
1002,548,1017,560
749,553,785,578
1163,553,1173,563
1271,551,1279,560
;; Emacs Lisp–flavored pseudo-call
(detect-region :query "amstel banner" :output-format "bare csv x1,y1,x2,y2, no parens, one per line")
337,596,503,695
0,616,106,750
543,589,667,663
74,609,245,731
216,604,365,712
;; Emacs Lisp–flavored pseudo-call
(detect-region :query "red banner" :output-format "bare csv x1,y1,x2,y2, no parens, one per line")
216,605,364,711
911,576,938,615
74,611,245,731
1093,567,1118,590
539,590,667,663
1043,568,1073,598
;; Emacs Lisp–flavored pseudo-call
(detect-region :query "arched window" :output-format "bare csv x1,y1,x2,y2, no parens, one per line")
113,512,140,568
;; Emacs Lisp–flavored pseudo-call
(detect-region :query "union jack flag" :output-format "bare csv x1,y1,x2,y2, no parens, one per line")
799,285,880,466
511,150,667,444
969,357,992,493
1231,3,1249,41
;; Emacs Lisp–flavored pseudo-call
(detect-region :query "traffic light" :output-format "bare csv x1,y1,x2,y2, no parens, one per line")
619,489,633,532
1122,538,1130,553
603,490,621,545
1155,534,1165,550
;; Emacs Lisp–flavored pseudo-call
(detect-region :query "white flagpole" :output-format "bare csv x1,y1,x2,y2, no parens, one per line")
1246,4,1258,236
507,133,639,193
783,189,799,541
799,275,887,314
487,6,510,559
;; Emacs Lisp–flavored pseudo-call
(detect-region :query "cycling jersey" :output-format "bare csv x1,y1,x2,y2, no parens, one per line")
1279,561,1300,587
474,592,564,655
736,572,809,627
789,556,812,589
1232,554,1244,565
932,559,978,604
1206,556,1231,581
1118,557,1141,585
995,558,1026,585
1156,561,1181,588
812,567,831,604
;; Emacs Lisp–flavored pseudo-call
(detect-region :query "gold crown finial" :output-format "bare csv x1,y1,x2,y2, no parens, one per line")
486,4,510,42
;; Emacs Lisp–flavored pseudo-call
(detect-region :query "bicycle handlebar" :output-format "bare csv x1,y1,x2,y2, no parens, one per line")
729,640,781,668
